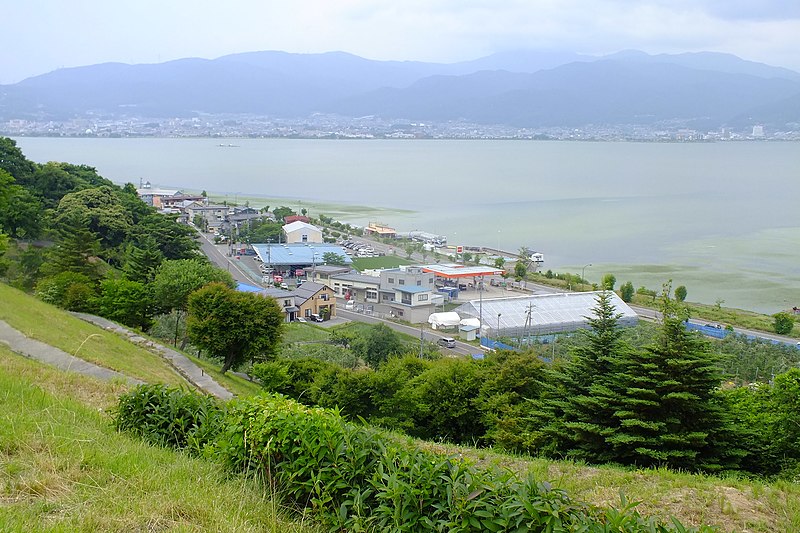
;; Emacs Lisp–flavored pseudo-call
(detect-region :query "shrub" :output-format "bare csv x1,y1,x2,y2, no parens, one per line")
113,384,223,454
115,388,710,531
619,281,634,302
36,271,97,310
773,312,795,335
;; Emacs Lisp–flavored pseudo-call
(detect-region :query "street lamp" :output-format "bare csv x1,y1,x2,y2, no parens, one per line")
581,263,592,290
496,313,502,343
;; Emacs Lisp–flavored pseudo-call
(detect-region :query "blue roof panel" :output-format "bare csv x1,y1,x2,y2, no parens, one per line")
252,244,353,266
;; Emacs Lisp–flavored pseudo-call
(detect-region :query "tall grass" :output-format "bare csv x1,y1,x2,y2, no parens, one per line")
0,348,318,532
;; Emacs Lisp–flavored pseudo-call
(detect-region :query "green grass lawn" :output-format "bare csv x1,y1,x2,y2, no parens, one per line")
0,348,317,532
183,354,263,397
0,284,186,386
282,322,332,344
351,256,415,270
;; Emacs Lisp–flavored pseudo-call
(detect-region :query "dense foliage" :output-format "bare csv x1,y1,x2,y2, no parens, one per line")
114,386,711,532
187,282,285,373
255,291,800,478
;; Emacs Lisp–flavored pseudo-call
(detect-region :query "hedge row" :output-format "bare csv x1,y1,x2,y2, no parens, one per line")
113,385,714,532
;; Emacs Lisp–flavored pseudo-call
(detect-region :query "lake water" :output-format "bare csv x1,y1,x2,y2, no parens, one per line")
13,137,800,314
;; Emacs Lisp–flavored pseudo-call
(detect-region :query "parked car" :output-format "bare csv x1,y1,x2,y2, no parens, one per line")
437,337,456,348
345,300,355,310
310,314,324,322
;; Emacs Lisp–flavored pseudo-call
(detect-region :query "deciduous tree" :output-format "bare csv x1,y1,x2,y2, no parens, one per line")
151,258,235,313
96,278,154,329
350,323,403,368
187,283,284,373
675,285,688,302
619,281,635,302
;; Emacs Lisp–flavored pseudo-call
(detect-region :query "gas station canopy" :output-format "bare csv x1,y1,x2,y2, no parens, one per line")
420,263,505,279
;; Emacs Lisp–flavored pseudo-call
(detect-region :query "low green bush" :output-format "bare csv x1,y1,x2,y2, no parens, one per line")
115,386,713,531
113,383,223,454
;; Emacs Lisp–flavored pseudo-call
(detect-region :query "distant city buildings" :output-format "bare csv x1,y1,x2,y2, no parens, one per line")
2,114,798,141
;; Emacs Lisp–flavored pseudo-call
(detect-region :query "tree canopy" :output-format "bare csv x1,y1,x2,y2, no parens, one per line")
187,283,284,373
151,258,235,313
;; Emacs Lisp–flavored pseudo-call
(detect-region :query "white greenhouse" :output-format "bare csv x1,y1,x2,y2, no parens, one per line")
454,291,638,338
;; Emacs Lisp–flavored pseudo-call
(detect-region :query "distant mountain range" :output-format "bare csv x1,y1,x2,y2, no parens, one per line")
2,49,799,130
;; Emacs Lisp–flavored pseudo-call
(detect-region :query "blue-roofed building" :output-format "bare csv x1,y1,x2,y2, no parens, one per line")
236,282,264,293
252,244,352,277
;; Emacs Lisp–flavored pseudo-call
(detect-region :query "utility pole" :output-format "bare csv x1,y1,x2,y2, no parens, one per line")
419,322,424,358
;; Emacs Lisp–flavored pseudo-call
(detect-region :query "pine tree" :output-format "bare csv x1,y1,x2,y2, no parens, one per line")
42,219,104,280
606,283,730,471
123,235,164,283
528,291,628,461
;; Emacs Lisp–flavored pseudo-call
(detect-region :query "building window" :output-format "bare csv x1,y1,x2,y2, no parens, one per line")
416,280,422,286
401,294,412,305
429,277,434,284
284,300,291,307
399,279,405,285
320,293,329,301
388,277,394,283
366,290,378,300
418,294,428,301
301,234,308,242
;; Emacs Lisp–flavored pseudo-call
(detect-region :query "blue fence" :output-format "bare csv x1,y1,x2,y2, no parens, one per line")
685,322,730,339
480,337,516,351
685,321,800,349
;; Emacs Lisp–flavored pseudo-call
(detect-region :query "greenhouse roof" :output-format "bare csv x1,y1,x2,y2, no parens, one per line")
455,291,638,336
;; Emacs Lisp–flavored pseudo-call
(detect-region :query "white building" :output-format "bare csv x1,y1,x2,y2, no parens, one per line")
282,221,323,244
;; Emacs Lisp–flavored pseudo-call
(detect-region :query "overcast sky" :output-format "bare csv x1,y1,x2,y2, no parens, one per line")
2,0,799,84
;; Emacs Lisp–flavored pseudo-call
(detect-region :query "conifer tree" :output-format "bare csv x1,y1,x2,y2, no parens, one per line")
606,283,730,471
528,291,627,461
41,216,104,280
123,235,164,283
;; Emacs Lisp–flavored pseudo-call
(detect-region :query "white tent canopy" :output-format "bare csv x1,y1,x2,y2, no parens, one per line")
460,317,480,328
428,311,461,329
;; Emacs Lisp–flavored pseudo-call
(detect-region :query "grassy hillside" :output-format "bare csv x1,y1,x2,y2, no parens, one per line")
0,284,185,385
0,348,317,532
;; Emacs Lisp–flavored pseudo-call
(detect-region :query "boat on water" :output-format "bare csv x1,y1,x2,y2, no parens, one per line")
217,143,239,147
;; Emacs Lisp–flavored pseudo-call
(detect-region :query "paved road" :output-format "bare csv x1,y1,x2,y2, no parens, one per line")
336,308,480,357
196,228,265,287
